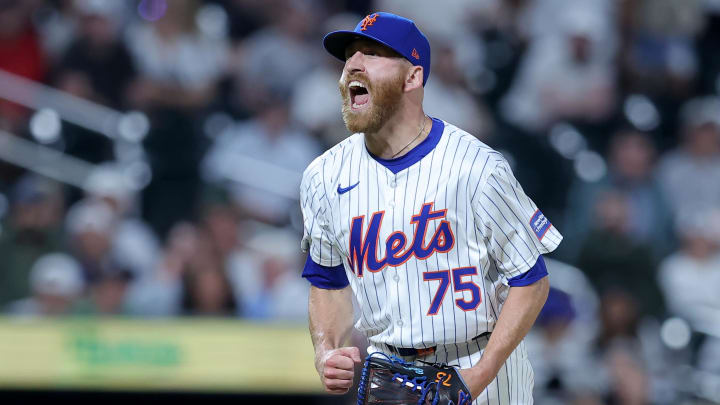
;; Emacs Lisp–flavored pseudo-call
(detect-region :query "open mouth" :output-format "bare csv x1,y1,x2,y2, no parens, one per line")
349,80,370,110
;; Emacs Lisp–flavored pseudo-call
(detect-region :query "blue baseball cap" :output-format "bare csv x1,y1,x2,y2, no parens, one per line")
323,12,431,86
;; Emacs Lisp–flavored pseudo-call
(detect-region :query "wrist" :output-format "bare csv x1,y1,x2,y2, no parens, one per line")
460,360,497,399
314,345,337,372
314,347,329,373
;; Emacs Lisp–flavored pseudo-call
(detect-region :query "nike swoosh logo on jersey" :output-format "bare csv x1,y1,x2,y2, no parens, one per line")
337,181,360,194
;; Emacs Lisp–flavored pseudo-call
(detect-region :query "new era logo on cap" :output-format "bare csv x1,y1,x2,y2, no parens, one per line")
322,12,432,86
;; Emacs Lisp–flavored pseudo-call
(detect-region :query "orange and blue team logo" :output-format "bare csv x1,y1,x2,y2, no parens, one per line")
411,48,420,60
360,13,379,31
530,209,551,240
348,202,455,277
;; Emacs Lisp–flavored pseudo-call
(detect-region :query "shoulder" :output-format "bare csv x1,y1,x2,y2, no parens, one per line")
441,121,507,180
301,133,362,192
443,121,505,162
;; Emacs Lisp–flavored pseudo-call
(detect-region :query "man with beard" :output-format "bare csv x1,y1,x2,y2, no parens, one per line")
300,12,563,404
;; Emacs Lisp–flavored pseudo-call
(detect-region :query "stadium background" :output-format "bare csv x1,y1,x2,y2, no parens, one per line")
0,0,719,404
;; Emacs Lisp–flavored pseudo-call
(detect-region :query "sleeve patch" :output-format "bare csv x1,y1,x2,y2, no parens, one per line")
529,209,551,241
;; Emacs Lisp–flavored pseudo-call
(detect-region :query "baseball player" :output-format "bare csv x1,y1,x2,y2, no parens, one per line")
300,12,562,404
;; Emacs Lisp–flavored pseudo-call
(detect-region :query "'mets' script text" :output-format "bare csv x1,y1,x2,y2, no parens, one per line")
348,202,455,276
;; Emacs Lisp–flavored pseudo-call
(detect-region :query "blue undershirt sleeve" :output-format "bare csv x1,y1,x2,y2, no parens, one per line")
302,254,350,289
507,255,548,287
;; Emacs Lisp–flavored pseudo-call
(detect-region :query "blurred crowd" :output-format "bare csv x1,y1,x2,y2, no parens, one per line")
0,0,720,403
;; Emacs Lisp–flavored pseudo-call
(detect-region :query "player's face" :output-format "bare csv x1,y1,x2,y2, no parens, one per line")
338,40,408,134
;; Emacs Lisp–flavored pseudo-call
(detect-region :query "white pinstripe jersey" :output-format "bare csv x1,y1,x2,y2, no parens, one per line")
300,118,562,349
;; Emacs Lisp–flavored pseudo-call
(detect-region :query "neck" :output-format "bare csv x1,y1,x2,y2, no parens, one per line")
364,110,429,159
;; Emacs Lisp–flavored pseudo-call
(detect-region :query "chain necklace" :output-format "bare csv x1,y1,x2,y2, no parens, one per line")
391,115,427,159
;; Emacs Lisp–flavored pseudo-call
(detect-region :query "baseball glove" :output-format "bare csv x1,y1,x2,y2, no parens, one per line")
357,352,472,405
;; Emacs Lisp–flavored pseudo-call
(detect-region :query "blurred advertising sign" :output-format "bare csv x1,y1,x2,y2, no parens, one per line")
0,317,319,393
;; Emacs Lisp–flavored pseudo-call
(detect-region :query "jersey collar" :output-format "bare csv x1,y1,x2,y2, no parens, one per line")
366,117,444,174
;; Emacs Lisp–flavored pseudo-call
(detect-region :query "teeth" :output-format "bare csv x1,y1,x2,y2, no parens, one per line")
349,80,366,89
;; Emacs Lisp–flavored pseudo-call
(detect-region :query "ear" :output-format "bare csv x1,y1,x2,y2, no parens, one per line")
404,65,424,92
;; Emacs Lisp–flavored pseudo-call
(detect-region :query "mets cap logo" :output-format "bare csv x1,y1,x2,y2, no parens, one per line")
411,48,420,60
360,13,379,31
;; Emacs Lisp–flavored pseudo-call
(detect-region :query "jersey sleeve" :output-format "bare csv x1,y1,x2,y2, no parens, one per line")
472,157,563,278
299,166,344,268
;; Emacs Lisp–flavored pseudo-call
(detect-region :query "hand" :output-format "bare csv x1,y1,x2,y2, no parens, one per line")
317,347,361,394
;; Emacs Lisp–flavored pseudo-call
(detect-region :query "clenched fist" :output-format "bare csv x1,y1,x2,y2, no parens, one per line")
317,347,362,394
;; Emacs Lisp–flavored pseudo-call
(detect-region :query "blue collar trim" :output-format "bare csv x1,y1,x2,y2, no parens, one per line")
367,117,444,174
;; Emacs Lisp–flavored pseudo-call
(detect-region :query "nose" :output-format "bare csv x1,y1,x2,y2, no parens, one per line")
344,51,365,75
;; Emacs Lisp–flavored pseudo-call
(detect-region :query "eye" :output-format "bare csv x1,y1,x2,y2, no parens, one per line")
345,49,365,60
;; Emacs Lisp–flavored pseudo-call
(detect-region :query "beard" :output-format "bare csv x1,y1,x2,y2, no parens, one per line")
339,69,405,134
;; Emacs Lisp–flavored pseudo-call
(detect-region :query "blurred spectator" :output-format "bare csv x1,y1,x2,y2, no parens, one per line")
6,252,84,316
595,291,644,404
591,289,668,405
526,258,602,403
196,196,243,264
227,226,307,321
123,222,193,317
125,0,228,108
82,266,134,315
0,174,65,306
544,257,600,328
518,0,615,41
125,0,229,238
501,6,616,133
55,0,136,109
35,0,79,61
525,287,602,404
51,1,136,165
459,10,519,114
657,208,720,332
288,52,347,148
575,190,664,318
65,198,118,281
181,263,237,316
563,130,674,261
202,94,321,225
180,201,239,316
125,209,240,317
237,0,321,98
657,208,720,378
615,0,702,149
376,0,487,94
656,96,720,219
378,0,491,41
602,343,652,405
618,0,702,101
423,39,493,141
64,197,143,316
223,0,267,42
0,0,47,131
289,13,356,147
697,2,720,96
83,164,161,279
